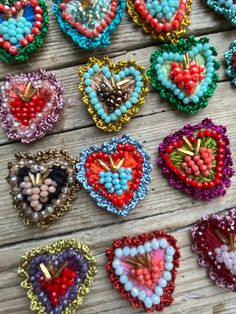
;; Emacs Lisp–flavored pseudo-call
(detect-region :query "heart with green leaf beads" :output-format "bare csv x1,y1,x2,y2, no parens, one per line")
79,57,149,132
148,36,220,114
0,0,48,63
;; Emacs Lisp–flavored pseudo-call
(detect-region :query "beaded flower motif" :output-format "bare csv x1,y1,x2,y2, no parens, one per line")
158,118,234,201
76,134,152,216
207,0,236,25
79,57,149,132
225,40,236,86
52,0,125,50
18,239,96,314
106,230,180,312
192,209,236,291
7,150,81,228
0,69,64,143
127,0,192,44
148,36,219,114
0,0,48,63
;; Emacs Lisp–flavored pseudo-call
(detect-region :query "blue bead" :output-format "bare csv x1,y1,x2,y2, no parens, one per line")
138,245,145,254
105,172,112,177
151,294,160,305
23,27,31,34
164,271,172,281
85,87,93,93
111,113,117,121
83,72,91,79
101,113,108,120
94,103,101,110
165,262,173,271
99,172,105,177
119,70,125,78
158,278,167,288
115,267,123,276
144,297,153,309
93,64,100,72
112,259,120,269
105,183,112,189
115,75,121,81
120,105,127,113
154,286,163,296
124,67,130,75
120,275,128,284
151,239,159,250
117,190,123,195
130,247,137,257
136,81,143,87
144,242,152,252
91,98,98,105
115,248,123,258
105,117,111,123
99,178,105,184
97,108,104,115
88,68,94,75
112,178,119,185
114,184,121,190
136,75,142,81
123,246,130,256
131,287,139,297
85,79,91,86
160,239,168,248
125,101,132,109
114,109,121,116
138,290,146,301
124,281,133,291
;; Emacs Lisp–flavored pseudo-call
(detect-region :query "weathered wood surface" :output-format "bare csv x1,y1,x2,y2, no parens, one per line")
0,0,236,313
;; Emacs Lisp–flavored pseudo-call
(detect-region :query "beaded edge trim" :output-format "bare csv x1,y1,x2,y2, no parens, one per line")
225,40,236,86
18,239,97,314
0,69,65,144
158,118,234,201
105,230,181,312
79,57,150,132
147,35,220,114
76,134,152,216
0,0,49,63
52,0,126,50
6,150,81,228
127,0,192,44
192,209,236,291
207,0,236,25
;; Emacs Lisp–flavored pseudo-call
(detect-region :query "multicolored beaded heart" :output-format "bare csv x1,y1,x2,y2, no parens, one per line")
158,118,234,200
76,134,152,216
79,57,149,132
225,40,236,86
7,150,81,228
207,0,236,25
18,239,96,314
106,230,180,311
52,0,125,50
148,36,219,114
192,208,236,291
0,0,48,62
0,69,64,143
127,0,192,43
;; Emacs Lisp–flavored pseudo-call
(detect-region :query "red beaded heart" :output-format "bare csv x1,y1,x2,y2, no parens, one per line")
169,61,204,95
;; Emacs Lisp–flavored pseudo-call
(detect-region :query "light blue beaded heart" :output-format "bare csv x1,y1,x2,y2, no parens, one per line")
207,0,236,25
146,0,179,21
99,167,132,195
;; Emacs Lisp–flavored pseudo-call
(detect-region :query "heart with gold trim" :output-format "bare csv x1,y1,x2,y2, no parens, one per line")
0,0,48,63
76,134,152,216
127,0,192,43
158,118,234,200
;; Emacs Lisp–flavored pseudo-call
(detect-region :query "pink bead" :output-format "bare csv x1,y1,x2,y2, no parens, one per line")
41,184,48,191
34,204,43,212
202,153,209,159
204,158,212,165
197,160,204,166
192,165,199,172
31,194,40,200
30,200,39,208
194,170,200,176
202,171,209,176
207,164,213,169
200,165,207,172
24,176,30,182
210,155,215,161
25,182,32,188
44,178,53,185
181,162,188,169
40,191,48,197
26,188,32,195
20,182,26,188
48,186,56,193
40,197,48,203
32,187,40,194
199,147,206,153
193,155,200,161
184,156,191,162
207,148,212,153
188,160,194,167
185,167,192,174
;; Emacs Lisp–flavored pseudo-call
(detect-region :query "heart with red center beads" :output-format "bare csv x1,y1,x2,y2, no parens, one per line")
52,0,125,50
7,150,81,228
79,57,149,132
106,230,180,311
192,209,236,291
148,36,219,114
0,0,48,63
207,0,236,25
0,69,64,143
158,118,234,201
18,239,96,314
76,134,152,216
225,40,236,86
127,0,192,43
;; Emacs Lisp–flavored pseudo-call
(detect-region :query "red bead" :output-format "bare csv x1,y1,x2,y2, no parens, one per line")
20,38,28,46
3,41,11,50
9,46,18,55
34,5,43,14
218,141,226,147
197,131,204,138
166,145,173,153
204,129,212,137
32,27,40,35
216,172,223,179
35,13,43,22
26,34,35,43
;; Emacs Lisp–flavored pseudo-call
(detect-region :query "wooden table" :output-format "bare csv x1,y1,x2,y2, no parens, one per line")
0,1,236,313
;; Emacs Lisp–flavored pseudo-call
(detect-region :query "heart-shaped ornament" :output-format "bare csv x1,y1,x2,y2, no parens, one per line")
225,40,236,86
192,208,236,291
7,150,81,228
52,0,125,50
148,36,219,114
106,230,180,311
127,0,192,43
207,0,236,25
76,134,152,216
79,57,149,132
0,69,64,143
0,0,48,63
158,118,234,200
18,239,96,314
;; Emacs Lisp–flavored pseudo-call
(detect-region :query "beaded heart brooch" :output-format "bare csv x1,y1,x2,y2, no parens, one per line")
0,0,48,63
148,36,219,114
158,118,234,200
18,239,96,314
0,69,64,143
225,40,236,86
127,0,192,43
7,150,81,228
52,0,125,50
207,0,236,25
106,230,180,311
79,57,149,132
76,134,152,216
192,209,236,291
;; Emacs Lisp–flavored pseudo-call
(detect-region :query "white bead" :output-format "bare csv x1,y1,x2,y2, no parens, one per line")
115,248,123,258
131,287,139,297
154,286,163,296
112,259,120,269
151,239,159,250
138,290,146,301
123,246,130,256
165,262,173,271
124,281,133,291
158,278,167,287
130,247,137,257
138,245,145,255
151,294,160,305
144,242,152,252
115,267,123,276
166,246,175,256
144,297,153,309
160,238,168,249
163,271,172,281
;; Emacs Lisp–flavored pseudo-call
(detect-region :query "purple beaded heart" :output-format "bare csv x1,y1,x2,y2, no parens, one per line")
18,239,96,314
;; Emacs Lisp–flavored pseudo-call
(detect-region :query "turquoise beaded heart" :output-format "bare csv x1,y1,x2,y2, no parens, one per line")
0,17,32,46
146,0,179,21
99,167,132,195
207,0,236,25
